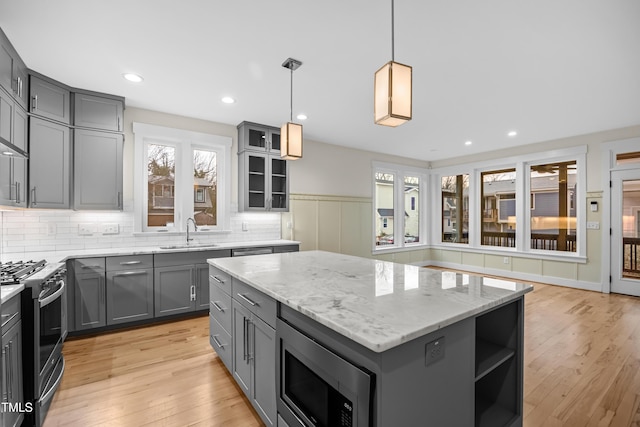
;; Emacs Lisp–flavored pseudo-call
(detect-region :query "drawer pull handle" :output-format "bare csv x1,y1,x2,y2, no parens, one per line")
212,301,225,312
210,275,224,284
119,261,142,265
237,293,257,307
212,335,225,348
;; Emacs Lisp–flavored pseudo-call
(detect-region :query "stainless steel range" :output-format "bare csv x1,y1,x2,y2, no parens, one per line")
1,260,66,427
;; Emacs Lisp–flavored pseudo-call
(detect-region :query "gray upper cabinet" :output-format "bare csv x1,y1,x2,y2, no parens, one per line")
73,128,123,210
237,121,281,154
29,117,71,209
0,27,28,110
74,93,124,132
29,75,71,124
238,152,289,212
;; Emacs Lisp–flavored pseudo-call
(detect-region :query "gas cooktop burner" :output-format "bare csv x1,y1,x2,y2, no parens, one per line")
0,260,47,285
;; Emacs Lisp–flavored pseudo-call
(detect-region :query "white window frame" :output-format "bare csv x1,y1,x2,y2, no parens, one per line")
133,122,232,233
372,161,428,253
431,145,587,261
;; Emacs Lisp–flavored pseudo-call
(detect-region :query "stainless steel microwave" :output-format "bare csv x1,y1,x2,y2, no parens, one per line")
276,318,375,427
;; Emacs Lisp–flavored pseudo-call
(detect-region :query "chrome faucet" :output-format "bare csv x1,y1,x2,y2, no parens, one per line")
186,218,198,243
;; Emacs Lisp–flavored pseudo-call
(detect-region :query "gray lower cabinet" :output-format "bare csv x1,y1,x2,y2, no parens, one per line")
29,116,71,209
154,265,195,317
154,250,230,318
75,270,106,330
73,128,123,210
1,294,24,427
212,271,276,427
106,255,154,325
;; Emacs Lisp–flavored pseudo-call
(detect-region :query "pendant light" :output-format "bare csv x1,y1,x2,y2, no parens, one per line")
374,0,412,127
281,58,303,160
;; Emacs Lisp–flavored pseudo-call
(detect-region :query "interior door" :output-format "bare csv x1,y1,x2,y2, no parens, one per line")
611,169,640,295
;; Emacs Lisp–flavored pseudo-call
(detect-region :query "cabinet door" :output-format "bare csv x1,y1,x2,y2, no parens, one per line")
75,272,106,330
1,319,24,427
195,263,210,311
0,88,12,143
269,129,281,152
11,107,27,207
29,117,71,208
232,300,251,396
154,266,195,317
74,93,123,131
30,76,70,124
0,156,11,205
251,315,277,427
269,156,289,211
106,269,154,325
239,152,267,211
0,38,14,96
12,59,28,110
73,129,123,210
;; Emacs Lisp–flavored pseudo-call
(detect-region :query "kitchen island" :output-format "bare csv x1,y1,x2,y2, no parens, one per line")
208,250,533,427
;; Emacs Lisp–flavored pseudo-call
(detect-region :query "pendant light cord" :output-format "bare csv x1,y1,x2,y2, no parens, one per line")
290,67,293,122
391,0,395,61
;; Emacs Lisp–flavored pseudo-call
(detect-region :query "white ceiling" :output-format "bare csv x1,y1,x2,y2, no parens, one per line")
1,0,638,162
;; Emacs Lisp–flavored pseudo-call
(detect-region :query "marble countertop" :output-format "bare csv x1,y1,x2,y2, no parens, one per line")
0,240,299,264
1,284,24,305
209,250,534,353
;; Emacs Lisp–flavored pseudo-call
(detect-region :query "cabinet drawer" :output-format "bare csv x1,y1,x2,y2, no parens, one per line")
155,249,231,267
210,284,232,335
233,279,276,328
209,265,232,295
73,257,105,273
210,315,232,371
106,255,153,271
1,293,21,329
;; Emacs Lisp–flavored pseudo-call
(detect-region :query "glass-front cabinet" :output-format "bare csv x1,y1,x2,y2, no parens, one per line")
237,122,289,212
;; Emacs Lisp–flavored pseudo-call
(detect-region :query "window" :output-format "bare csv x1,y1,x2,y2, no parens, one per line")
373,162,426,251
481,168,517,248
133,123,232,233
529,160,577,252
441,174,469,244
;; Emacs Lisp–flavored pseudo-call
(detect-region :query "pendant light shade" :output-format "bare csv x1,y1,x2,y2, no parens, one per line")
281,58,303,160
281,121,303,160
374,60,412,126
374,0,412,127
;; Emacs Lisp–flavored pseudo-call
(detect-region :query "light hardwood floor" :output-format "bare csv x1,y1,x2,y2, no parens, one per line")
43,282,640,427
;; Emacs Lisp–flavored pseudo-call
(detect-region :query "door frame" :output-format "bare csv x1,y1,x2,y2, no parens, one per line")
601,137,640,293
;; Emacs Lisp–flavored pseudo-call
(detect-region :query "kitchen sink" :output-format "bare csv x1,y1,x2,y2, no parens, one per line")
159,243,219,250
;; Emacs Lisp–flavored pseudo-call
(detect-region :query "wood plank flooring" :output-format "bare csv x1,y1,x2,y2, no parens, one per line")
42,282,640,426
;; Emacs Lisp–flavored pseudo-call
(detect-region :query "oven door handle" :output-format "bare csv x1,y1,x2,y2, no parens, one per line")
39,357,65,405
39,279,66,308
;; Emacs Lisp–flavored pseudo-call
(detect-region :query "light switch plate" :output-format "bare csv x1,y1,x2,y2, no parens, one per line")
78,223,96,235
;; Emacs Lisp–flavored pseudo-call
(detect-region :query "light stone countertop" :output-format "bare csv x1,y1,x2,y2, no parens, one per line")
209,250,534,353
0,240,299,264
1,284,24,305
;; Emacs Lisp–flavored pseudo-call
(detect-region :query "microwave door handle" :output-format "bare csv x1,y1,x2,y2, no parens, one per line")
39,279,66,307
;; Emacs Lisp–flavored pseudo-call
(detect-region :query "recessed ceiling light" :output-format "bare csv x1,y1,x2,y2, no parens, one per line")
508,131,518,137
296,113,307,121
123,73,144,83
465,140,472,146
221,96,235,104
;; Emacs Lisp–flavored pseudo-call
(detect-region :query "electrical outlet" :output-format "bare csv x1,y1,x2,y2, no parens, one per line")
503,257,510,264
425,336,445,366
47,223,57,236
78,223,96,236
242,222,249,231
102,223,120,235
586,221,600,230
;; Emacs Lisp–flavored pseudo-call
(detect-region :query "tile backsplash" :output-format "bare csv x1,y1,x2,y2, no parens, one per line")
0,209,281,255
